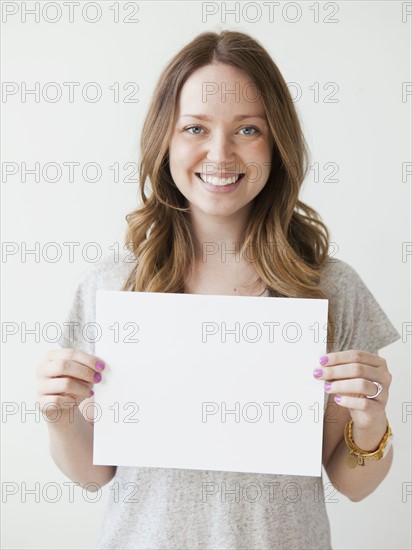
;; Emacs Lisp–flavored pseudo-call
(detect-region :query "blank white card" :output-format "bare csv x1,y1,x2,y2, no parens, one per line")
94,291,328,477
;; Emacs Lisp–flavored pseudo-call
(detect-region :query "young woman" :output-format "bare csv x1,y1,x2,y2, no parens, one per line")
36,31,400,549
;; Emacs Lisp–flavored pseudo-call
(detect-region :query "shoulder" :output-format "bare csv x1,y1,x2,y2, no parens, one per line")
318,257,379,311
319,257,366,295
57,251,138,354
75,250,137,294
318,257,400,353
318,256,377,326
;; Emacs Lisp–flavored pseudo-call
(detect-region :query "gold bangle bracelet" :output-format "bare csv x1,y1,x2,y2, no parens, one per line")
344,419,392,467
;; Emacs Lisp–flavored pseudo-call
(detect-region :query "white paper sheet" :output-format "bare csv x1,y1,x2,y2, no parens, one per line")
94,291,328,477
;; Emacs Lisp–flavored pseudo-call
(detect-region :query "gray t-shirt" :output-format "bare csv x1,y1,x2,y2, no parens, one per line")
57,253,400,550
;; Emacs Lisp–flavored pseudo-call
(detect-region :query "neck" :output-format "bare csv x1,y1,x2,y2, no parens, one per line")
189,204,252,265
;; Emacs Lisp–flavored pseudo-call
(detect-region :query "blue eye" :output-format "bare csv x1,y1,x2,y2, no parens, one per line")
184,125,204,135
240,126,259,136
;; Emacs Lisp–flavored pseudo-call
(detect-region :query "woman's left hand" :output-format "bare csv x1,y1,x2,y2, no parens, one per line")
313,349,392,431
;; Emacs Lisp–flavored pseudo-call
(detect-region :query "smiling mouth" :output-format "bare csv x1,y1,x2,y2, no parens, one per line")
195,173,245,186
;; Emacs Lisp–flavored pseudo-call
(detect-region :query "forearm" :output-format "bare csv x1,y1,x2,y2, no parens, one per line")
326,416,393,502
47,407,116,490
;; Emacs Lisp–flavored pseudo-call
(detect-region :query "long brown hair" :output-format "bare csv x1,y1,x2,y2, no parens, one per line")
122,30,335,344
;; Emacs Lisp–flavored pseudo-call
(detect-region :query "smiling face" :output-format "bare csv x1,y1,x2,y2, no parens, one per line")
168,63,274,222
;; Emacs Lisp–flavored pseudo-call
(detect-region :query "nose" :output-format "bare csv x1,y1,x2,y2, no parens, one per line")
205,131,236,171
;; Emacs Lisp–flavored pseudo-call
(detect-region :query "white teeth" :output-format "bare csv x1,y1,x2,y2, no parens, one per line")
198,174,242,186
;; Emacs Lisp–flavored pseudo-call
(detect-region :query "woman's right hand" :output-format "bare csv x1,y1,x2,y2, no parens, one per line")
36,348,105,420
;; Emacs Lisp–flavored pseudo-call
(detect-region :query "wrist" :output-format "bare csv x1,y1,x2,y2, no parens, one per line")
45,405,82,430
351,415,388,452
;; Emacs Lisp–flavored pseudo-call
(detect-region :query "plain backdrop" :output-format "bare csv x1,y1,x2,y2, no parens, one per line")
1,1,411,549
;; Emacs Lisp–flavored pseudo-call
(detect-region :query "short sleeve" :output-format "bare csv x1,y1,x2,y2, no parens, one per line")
321,259,401,354
56,252,136,357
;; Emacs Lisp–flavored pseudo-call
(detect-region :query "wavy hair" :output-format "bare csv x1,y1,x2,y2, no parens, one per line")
122,30,336,345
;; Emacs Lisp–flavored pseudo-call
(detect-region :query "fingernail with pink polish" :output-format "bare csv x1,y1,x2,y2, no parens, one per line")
324,382,332,392
319,356,329,366
89,389,94,397
94,372,102,383
96,361,105,371
334,395,341,404
313,369,323,378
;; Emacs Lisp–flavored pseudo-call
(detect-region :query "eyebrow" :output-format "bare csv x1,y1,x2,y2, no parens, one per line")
179,114,267,121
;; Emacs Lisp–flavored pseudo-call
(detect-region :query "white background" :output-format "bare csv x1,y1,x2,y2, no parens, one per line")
1,1,411,549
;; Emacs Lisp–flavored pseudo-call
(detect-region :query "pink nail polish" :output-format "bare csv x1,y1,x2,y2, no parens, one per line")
319,356,329,366
313,368,323,378
334,395,341,403
96,361,105,371
89,389,94,397
94,372,102,383
324,382,332,391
